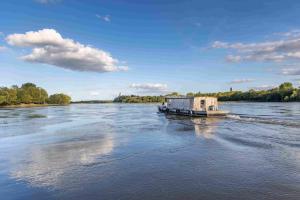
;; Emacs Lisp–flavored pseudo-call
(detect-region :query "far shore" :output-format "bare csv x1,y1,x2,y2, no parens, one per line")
0,103,68,108
1,101,298,108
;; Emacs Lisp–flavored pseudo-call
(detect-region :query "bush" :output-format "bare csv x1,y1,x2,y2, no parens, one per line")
47,94,71,105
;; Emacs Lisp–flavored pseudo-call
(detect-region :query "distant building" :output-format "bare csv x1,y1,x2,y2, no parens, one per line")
230,87,233,92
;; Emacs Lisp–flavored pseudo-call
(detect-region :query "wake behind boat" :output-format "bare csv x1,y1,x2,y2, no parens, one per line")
158,96,229,117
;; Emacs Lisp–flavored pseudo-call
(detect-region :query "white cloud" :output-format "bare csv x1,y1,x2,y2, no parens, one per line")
250,85,276,91
212,31,300,63
6,29,127,73
228,79,254,84
11,134,114,188
226,55,242,62
281,68,300,75
96,14,111,22
212,41,229,48
130,83,168,93
35,0,60,4
89,91,100,96
274,29,300,38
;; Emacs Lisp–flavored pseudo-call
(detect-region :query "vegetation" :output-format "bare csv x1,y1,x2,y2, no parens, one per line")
113,82,300,103
48,94,71,105
187,82,300,102
0,83,71,106
113,95,165,103
1,82,299,106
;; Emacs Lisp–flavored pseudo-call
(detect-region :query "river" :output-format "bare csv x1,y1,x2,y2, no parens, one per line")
0,102,299,200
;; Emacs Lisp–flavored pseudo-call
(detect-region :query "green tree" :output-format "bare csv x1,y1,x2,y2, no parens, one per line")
0,87,17,105
166,92,181,96
186,92,194,97
279,82,293,90
48,94,71,105
21,83,36,89
17,90,32,104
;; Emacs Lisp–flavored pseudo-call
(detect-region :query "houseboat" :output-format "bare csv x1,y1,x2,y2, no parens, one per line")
158,96,229,116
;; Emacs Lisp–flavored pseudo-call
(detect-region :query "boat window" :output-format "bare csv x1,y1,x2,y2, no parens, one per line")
201,100,205,104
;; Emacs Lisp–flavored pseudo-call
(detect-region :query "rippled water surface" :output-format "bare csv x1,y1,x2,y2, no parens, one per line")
0,103,299,200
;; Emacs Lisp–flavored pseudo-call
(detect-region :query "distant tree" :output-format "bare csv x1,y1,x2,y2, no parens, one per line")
278,82,294,101
0,87,17,105
0,83,69,106
279,82,293,90
11,85,18,89
21,83,37,89
166,92,181,96
48,93,71,105
17,90,32,104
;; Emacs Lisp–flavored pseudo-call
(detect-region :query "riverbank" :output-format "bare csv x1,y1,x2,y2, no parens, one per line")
0,103,68,108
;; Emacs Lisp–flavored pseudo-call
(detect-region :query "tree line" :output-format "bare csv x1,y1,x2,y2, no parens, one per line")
113,82,300,103
113,95,165,103
188,82,300,102
0,83,71,106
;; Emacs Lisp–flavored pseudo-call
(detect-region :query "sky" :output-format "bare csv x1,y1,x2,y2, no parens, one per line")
1,0,300,100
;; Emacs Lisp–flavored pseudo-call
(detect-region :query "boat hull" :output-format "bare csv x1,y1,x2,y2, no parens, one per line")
158,106,229,117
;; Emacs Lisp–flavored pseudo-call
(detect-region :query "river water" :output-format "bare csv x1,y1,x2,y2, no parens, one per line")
0,103,299,200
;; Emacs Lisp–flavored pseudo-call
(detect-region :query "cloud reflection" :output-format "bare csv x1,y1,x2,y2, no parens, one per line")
10,134,114,188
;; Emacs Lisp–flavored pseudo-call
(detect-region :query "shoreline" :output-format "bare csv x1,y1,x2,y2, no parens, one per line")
0,104,68,108
1,101,299,108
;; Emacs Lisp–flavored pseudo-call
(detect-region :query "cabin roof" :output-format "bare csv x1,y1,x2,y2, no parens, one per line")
165,96,193,99
165,96,217,100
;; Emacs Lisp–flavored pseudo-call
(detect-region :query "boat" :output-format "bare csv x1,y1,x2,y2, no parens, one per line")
158,96,229,117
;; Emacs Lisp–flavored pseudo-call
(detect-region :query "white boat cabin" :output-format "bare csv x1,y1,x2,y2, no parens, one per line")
165,96,218,112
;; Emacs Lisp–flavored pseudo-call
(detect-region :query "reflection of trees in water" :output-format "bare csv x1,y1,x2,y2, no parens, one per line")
10,134,114,188
165,115,222,138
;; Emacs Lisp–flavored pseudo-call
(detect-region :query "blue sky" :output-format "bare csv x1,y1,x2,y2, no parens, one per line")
1,0,300,100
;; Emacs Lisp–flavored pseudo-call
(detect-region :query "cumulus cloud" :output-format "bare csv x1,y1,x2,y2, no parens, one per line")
96,14,111,22
6,29,127,73
130,83,168,93
212,31,300,63
228,79,254,84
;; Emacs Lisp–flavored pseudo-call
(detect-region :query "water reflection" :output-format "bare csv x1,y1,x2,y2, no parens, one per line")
191,117,220,138
10,132,114,188
165,115,222,138
1,103,299,200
